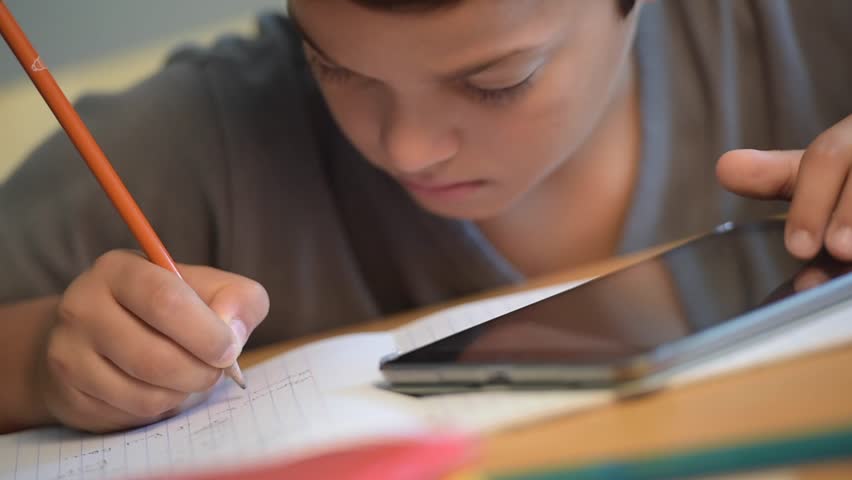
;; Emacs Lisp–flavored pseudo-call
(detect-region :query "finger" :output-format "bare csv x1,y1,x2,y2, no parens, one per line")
716,149,802,199
129,257,269,343
786,117,852,259
93,304,223,393
60,385,162,434
181,265,270,343
793,267,831,293
43,331,155,433
60,276,223,393
825,172,852,260
84,356,196,420
51,324,191,418
98,252,240,368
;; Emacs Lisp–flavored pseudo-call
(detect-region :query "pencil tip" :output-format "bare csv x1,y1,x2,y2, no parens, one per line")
225,362,247,389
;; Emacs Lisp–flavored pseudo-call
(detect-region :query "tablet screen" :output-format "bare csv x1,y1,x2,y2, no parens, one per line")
391,220,852,365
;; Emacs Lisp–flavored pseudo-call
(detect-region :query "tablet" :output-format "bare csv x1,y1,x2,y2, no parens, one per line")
380,219,852,394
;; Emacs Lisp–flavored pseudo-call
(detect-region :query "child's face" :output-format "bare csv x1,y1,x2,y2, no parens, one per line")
290,0,640,220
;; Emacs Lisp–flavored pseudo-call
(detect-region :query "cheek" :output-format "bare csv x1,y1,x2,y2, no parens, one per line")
466,82,588,178
316,84,385,162
474,34,632,178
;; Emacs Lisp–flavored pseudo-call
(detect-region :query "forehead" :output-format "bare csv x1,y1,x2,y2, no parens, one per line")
289,0,578,76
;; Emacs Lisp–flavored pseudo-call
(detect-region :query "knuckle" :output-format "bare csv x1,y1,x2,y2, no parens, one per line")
807,136,850,168
62,385,96,418
781,168,797,199
44,331,71,378
147,278,188,319
93,250,128,274
243,280,271,323
244,279,269,304
831,202,852,222
56,293,86,329
58,273,101,330
63,399,90,423
50,381,121,432
130,349,181,384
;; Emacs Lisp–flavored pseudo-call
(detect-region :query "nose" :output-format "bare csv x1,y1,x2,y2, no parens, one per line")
379,96,459,175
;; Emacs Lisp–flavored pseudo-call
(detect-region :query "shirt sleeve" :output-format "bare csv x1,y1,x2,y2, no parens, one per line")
0,60,229,304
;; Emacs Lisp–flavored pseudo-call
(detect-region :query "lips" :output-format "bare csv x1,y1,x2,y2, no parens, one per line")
398,177,488,202
401,178,483,193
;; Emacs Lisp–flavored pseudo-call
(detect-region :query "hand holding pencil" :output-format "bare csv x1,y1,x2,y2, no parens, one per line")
38,254,269,432
0,2,269,432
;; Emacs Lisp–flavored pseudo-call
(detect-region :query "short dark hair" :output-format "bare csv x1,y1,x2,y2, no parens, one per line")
350,0,637,17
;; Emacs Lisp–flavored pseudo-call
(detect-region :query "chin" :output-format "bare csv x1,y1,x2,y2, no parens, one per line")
411,195,513,222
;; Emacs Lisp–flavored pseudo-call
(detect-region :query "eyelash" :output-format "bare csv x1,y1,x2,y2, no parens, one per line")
463,72,536,105
307,53,535,106
307,54,355,83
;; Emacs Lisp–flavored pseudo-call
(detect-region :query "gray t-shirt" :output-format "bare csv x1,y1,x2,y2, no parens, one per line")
1,1,850,348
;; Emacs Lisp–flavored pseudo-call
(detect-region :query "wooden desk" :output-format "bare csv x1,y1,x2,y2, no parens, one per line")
240,248,852,477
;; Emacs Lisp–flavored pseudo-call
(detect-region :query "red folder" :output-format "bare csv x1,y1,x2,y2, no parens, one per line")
138,435,476,480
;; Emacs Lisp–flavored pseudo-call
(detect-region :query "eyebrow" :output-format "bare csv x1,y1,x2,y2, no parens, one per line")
445,47,539,80
288,5,541,81
289,5,346,67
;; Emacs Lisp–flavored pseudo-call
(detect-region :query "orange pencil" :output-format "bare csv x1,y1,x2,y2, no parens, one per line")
0,2,246,389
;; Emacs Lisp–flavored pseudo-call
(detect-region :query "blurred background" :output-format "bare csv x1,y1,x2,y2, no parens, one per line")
0,0,284,181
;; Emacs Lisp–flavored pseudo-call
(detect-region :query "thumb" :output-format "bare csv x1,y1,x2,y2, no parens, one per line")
716,149,803,200
180,265,270,352
205,281,270,352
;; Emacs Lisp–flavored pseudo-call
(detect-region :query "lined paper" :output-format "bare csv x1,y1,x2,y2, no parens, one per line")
2,334,431,480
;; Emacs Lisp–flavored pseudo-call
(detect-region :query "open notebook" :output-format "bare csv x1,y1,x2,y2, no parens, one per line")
3,280,852,480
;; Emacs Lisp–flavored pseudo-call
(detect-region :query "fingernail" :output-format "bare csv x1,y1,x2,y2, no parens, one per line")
831,225,852,254
795,269,830,292
788,229,816,257
216,319,246,365
229,318,247,346
218,343,240,365
216,318,247,366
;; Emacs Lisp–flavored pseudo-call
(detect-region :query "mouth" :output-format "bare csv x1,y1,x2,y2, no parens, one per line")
399,178,488,200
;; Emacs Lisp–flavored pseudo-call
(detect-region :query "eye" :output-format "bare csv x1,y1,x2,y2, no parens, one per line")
465,69,538,105
307,52,355,83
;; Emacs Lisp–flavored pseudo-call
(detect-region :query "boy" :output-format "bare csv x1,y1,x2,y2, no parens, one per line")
0,0,850,433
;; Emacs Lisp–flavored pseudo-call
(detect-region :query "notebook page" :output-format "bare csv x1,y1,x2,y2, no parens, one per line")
2,333,430,480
